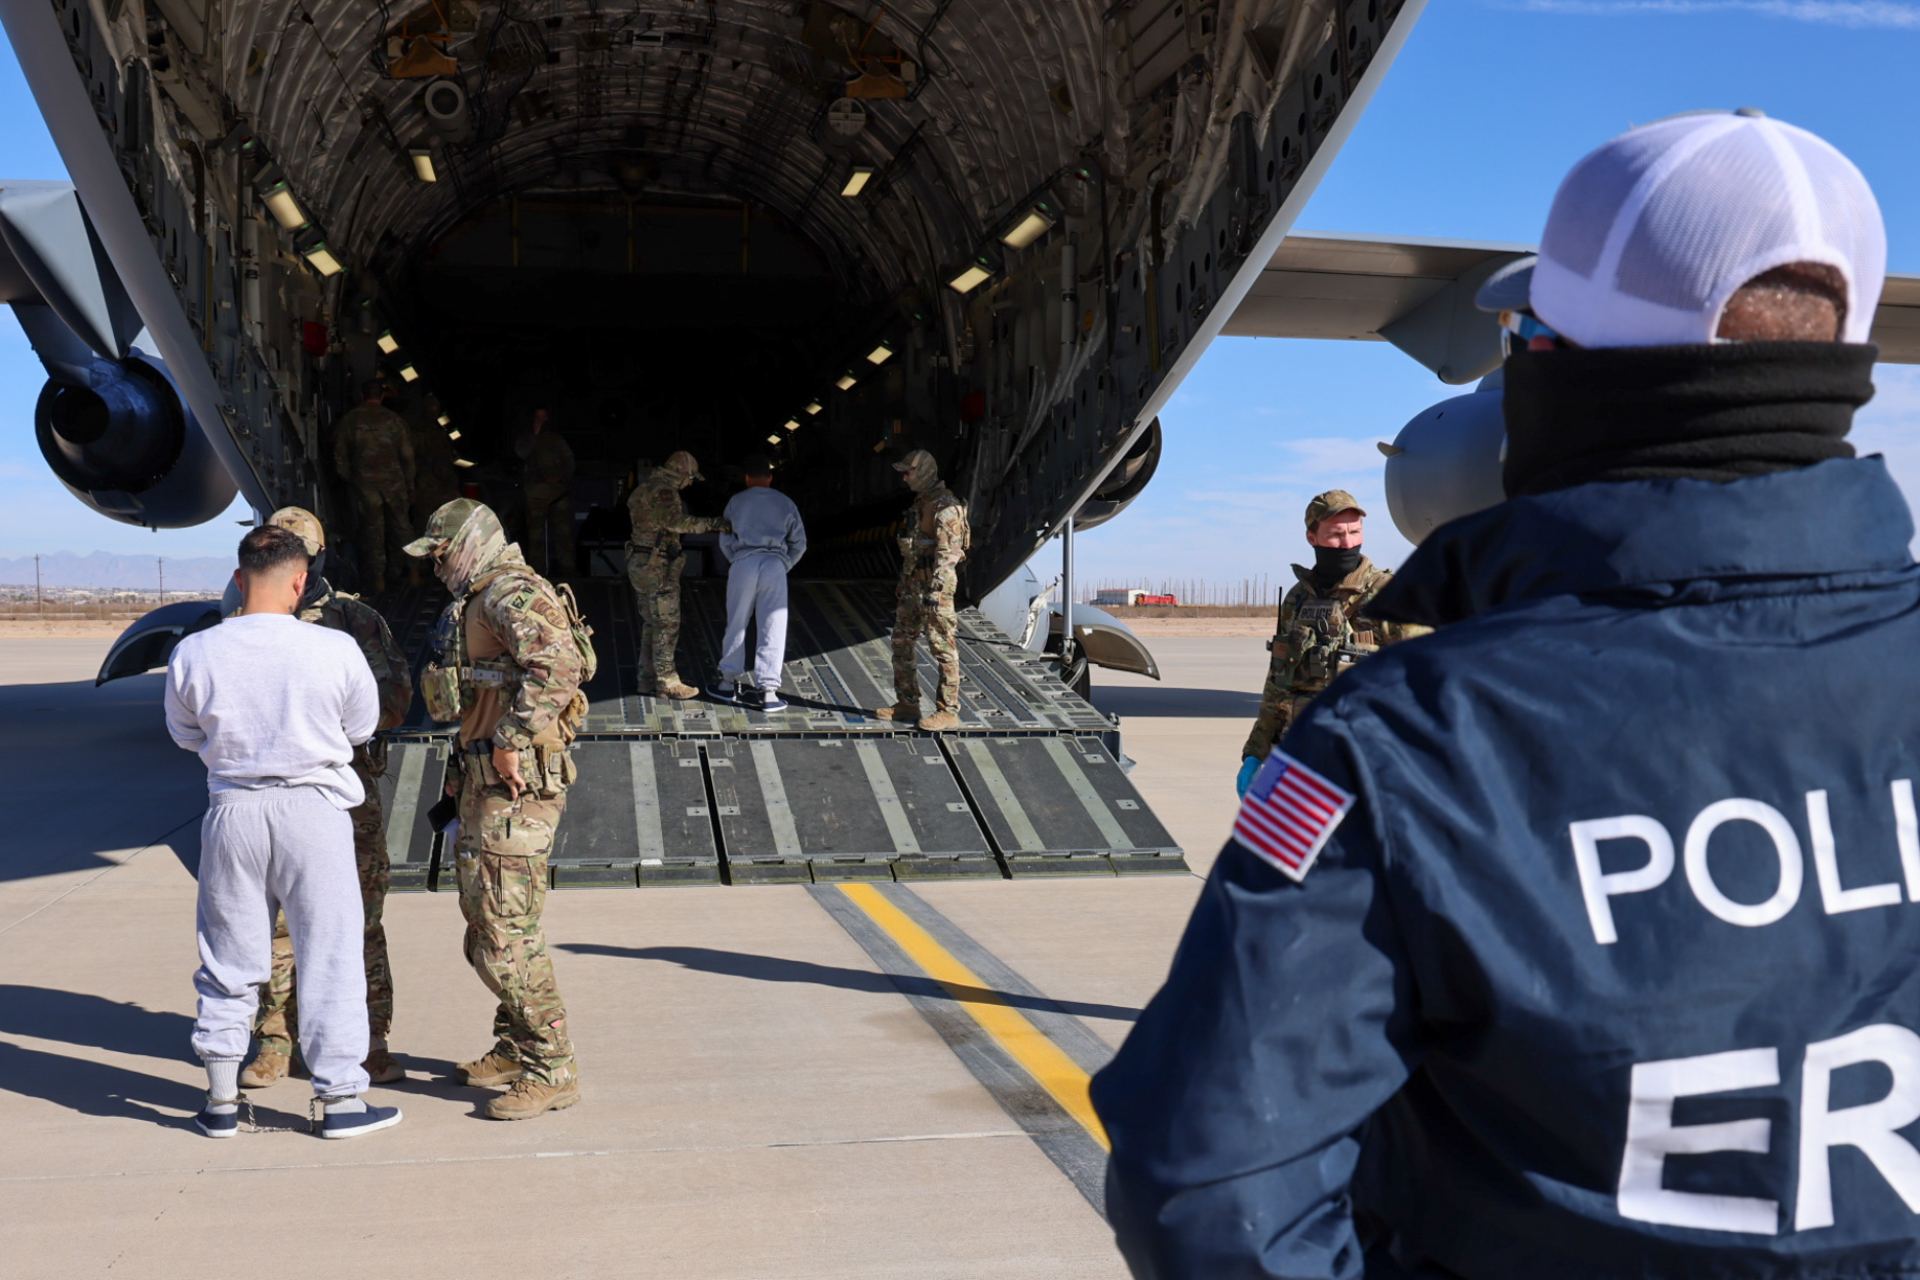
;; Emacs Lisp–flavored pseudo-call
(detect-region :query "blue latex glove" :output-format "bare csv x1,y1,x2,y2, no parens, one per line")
1236,756,1260,797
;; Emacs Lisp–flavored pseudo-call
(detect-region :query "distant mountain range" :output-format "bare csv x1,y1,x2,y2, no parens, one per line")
0,552,231,592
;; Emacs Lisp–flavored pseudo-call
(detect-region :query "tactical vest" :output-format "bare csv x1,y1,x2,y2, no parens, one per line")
421,567,596,739
1280,568,1385,692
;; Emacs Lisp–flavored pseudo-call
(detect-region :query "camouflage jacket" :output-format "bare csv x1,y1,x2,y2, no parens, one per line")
524,431,575,490
900,484,969,581
627,475,723,558
333,404,416,491
300,584,413,735
1241,557,1430,761
460,557,587,753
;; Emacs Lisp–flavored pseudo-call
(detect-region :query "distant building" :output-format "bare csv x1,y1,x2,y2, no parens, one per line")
1093,588,1179,607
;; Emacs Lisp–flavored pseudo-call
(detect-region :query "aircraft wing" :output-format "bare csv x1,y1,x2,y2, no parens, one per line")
1227,230,1920,383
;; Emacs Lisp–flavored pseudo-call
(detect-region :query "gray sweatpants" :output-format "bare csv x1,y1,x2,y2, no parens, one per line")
718,552,789,691
191,786,370,1099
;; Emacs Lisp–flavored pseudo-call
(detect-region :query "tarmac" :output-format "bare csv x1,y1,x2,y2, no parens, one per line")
0,630,1267,1280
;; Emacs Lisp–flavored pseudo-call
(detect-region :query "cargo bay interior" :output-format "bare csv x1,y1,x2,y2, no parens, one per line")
46,0,1414,885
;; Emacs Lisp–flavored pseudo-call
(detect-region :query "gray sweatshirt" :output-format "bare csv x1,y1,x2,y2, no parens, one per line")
164,612,380,809
720,486,807,570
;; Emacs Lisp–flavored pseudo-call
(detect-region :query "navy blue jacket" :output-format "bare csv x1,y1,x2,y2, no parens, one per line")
1093,458,1920,1278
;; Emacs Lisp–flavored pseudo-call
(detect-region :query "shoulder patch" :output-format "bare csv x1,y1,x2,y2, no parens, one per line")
1233,750,1355,882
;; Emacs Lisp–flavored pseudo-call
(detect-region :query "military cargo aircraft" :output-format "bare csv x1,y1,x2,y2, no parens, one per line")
0,0,1443,887
9,1,1912,887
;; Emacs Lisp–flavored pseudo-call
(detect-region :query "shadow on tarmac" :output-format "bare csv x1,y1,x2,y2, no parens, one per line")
1092,686,1262,718
0,986,297,1130
560,943,1141,1023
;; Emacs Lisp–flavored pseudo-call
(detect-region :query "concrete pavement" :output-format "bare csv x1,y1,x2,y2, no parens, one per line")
0,630,1266,1280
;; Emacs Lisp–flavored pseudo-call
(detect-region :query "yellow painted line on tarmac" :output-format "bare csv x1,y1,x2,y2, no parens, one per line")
836,882,1110,1151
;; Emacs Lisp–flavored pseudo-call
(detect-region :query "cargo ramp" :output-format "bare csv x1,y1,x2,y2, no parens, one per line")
376,579,1184,889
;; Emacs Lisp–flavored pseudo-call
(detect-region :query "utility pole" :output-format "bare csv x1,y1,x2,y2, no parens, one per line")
34,553,42,613
157,557,165,597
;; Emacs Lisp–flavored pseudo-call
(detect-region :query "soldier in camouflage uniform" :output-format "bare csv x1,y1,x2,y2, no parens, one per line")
1237,490,1429,793
626,451,726,700
237,507,413,1088
874,449,970,733
405,499,590,1121
333,379,417,592
521,408,577,578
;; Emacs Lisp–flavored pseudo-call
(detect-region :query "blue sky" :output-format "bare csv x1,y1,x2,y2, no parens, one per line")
2,1,1918,584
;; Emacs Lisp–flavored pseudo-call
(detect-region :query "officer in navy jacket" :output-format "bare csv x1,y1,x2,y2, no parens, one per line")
1093,113,1914,1278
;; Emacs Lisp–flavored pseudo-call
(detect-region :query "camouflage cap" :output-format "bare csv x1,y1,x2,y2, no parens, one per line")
1305,489,1367,529
662,450,703,483
267,506,325,556
403,497,484,556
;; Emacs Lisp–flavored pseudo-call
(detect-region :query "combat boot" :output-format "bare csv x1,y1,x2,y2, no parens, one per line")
239,1045,292,1089
364,1040,405,1085
485,1076,581,1121
657,677,699,700
457,1048,524,1088
872,702,921,722
918,709,961,733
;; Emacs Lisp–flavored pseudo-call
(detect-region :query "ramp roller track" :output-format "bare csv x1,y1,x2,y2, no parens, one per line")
375,578,1184,888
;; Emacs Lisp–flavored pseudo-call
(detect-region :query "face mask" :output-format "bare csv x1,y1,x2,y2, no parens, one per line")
435,507,507,594
1311,544,1363,587
903,459,938,493
297,549,329,609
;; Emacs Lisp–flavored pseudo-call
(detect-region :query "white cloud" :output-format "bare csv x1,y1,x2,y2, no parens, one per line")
1279,435,1393,478
1502,0,1920,26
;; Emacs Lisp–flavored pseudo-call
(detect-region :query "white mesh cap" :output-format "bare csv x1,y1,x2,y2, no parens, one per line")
1525,110,1886,349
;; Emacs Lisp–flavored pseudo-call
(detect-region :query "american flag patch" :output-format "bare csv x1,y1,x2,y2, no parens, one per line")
1233,750,1355,882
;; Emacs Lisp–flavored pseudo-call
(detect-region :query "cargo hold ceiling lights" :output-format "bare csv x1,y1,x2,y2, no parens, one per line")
1000,198,1059,251
947,257,995,295
410,149,438,184
783,419,800,432
454,458,474,468
804,401,823,416
835,371,858,391
866,341,894,366
448,429,462,440
840,165,875,198
261,180,309,231
767,434,783,446
437,413,450,426
398,364,420,383
378,331,400,355
300,240,344,278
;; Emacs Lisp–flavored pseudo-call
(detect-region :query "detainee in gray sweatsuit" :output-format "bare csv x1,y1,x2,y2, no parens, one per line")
164,524,401,1139
716,455,807,705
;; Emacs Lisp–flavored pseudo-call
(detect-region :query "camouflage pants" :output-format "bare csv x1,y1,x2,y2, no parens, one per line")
627,554,684,686
893,567,960,712
455,763,576,1086
355,482,413,590
255,762,393,1054
1242,691,1317,764
525,484,575,579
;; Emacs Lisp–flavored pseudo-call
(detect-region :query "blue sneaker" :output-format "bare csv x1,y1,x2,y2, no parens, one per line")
710,678,740,702
320,1103,404,1140
195,1100,239,1139
759,690,789,713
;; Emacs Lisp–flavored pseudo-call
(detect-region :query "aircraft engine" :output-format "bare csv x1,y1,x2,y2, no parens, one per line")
34,354,236,527
1380,373,1509,546
1073,417,1162,532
